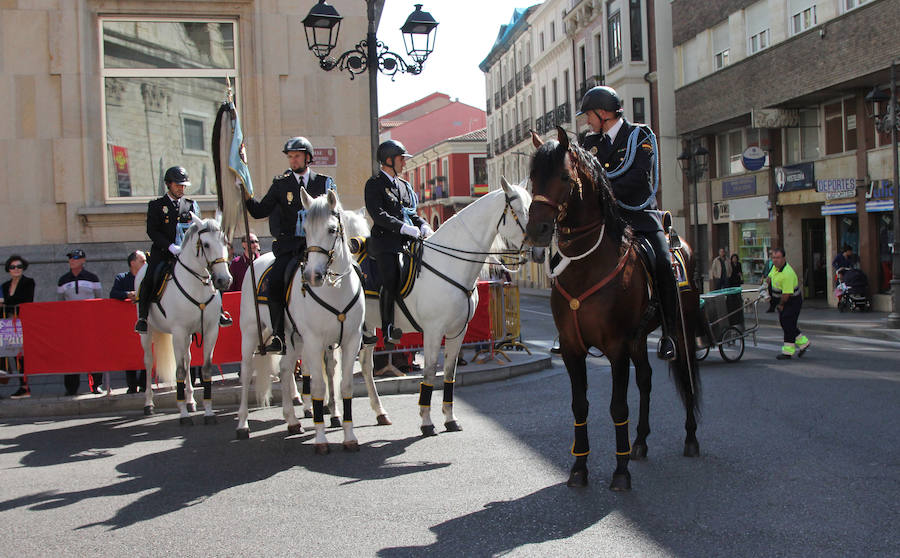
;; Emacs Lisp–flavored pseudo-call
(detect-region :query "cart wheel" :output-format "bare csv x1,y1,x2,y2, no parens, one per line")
696,345,709,361
719,327,745,362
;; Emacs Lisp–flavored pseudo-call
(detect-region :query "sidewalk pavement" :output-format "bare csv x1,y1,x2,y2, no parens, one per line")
520,287,900,343
0,351,551,419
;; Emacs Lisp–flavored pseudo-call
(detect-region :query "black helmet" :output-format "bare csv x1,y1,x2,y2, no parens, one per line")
283,136,315,162
377,139,412,166
577,86,623,116
164,166,191,186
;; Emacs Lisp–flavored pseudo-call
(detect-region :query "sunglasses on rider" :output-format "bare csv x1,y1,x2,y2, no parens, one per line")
9,264,24,270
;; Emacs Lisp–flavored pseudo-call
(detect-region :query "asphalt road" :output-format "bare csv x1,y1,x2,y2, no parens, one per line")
1,293,897,557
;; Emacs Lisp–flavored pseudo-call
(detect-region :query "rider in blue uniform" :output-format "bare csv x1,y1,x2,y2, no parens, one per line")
135,166,232,333
364,140,432,346
243,137,335,354
578,86,678,361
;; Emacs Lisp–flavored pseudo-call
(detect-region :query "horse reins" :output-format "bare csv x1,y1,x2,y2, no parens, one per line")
172,225,228,349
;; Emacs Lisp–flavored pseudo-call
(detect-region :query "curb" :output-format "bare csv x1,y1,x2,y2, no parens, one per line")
0,354,552,420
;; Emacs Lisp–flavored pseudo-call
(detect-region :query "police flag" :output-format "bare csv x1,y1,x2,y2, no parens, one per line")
212,97,253,241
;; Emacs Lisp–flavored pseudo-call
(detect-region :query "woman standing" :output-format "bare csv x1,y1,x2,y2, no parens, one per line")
728,253,743,287
1,255,35,398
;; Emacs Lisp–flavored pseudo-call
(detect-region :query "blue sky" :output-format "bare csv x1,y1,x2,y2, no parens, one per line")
376,0,537,115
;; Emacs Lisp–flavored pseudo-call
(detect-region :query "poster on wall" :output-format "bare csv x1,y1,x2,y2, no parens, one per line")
775,162,815,192
110,145,132,197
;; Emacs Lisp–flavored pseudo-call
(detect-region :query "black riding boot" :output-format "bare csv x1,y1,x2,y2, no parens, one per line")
135,271,155,333
656,269,679,361
265,298,286,354
379,287,403,345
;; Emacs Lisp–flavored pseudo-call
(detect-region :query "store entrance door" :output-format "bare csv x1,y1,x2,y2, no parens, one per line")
802,218,827,299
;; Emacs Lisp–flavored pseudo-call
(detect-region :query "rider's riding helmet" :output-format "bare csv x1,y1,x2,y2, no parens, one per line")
577,85,624,116
377,139,412,167
283,136,315,163
164,166,191,186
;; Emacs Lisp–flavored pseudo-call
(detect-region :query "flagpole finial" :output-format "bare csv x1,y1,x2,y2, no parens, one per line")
225,76,234,104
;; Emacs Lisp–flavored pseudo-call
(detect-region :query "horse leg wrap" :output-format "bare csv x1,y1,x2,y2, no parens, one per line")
614,419,631,456
312,398,325,424
302,375,311,397
203,380,212,401
572,421,590,456
342,398,353,423
418,382,433,408
176,381,185,402
442,381,454,404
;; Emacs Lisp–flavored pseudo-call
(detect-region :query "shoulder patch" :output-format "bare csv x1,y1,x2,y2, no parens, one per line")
641,142,653,152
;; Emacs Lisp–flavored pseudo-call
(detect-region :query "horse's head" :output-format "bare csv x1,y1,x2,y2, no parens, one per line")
526,127,580,247
495,176,535,259
300,187,344,287
184,214,233,290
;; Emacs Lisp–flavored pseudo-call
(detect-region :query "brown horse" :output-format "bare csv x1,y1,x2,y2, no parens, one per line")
527,128,701,490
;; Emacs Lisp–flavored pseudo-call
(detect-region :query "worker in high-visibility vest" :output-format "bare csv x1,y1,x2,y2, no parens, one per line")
766,247,810,359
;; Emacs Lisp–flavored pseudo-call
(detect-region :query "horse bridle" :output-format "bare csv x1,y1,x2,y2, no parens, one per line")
176,226,229,286
302,210,349,285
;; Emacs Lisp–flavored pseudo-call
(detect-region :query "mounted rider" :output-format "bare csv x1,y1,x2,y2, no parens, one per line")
578,85,678,361
135,166,232,333
364,139,433,346
244,136,336,354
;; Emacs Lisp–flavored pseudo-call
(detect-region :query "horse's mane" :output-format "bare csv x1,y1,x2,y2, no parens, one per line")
530,140,629,243
304,193,346,241
180,217,221,249
342,208,370,237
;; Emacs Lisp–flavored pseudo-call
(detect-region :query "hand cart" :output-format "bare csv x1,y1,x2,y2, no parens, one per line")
696,287,764,363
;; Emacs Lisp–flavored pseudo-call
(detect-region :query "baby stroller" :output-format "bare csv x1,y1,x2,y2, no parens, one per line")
834,267,872,312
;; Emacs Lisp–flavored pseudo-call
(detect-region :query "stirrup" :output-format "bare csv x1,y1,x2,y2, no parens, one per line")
134,318,148,334
219,311,233,327
657,337,676,361
362,333,378,345
386,325,403,343
263,336,286,355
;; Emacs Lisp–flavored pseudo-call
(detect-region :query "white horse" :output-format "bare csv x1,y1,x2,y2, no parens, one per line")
235,204,383,440
360,178,537,436
135,214,232,424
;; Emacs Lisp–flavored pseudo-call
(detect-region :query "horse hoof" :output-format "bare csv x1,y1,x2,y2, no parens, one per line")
287,423,304,435
330,417,342,428
303,409,313,419
566,469,589,488
203,415,217,425
444,421,463,432
609,471,632,491
420,425,437,437
236,428,250,440
180,417,194,427
292,396,302,406
683,440,700,457
314,443,330,455
343,440,360,452
143,406,154,416
376,414,392,426
631,443,648,460
186,403,196,413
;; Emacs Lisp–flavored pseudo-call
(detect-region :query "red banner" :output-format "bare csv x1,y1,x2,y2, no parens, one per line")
18,284,493,375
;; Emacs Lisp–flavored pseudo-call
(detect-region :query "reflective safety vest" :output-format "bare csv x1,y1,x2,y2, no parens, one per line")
770,262,800,296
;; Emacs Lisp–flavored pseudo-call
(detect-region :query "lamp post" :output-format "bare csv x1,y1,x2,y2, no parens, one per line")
678,141,710,290
302,1,439,174
865,59,900,329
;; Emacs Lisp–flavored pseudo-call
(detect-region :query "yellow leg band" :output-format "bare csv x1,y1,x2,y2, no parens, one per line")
614,419,629,426
616,449,632,455
574,421,587,427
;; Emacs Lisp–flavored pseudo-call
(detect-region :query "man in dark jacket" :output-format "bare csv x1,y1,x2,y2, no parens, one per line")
111,250,147,392
134,166,231,334
578,85,678,361
244,137,335,354
364,140,432,346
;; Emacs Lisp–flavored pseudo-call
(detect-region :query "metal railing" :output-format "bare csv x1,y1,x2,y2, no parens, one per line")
523,64,532,84
515,71,522,91
501,85,507,104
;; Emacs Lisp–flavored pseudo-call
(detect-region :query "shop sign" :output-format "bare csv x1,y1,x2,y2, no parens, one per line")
816,178,857,200
313,147,337,166
722,175,757,199
752,108,800,128
741,146,767,171
775,162,815,192
713,201,730,220
866,179,894,200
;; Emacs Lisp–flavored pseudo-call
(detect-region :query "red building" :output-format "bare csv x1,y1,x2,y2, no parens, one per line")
402,128,488,230
379,92,486,155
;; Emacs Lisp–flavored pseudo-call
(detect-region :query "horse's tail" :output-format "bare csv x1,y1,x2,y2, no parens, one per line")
671,244,701,414
253,354,279,407
151,330,176,384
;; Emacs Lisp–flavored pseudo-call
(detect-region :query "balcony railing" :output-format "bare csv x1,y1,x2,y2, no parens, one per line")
556,102,571,124
576,75,606,102
544,110,557,131
494,92,500,108
486,97,492,115
494,139,500,154
501,85,508,104
514,123,521,144
515,71,522,91
523,64,532,84
500,136,507,152
506,130,513,147
522,118,532,135
507,79,514,96
535,116,543,134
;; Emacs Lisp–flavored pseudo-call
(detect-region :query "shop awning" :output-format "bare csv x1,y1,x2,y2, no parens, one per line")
821,203,856,215
865,200,894,212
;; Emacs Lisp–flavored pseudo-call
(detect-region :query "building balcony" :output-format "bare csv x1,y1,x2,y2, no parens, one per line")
544,110,557,131
494,139,500,154
521,117,532,134
576,75,605,102
507,79,514,96
494,92,500,108
515,71,522,91
506,130,513,147
556,102,571,124
535,116,543,134
486,98,492,115
514,123,521,144
523,64,531,84
501,85,508,104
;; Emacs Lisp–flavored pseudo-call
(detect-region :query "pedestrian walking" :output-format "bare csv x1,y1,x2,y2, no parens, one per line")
710,247,732,291
768,248,810,360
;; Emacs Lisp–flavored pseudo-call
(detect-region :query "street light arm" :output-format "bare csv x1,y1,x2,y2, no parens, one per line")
319,39,422,80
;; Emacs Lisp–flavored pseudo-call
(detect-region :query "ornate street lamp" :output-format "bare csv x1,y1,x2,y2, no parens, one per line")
302,1,439,173
864,59,900,328
678,142,709,290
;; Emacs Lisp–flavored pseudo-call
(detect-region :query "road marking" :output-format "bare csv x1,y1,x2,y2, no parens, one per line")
520,307,554,317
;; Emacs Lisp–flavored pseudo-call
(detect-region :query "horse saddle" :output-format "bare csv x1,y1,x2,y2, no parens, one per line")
635,217,690,294
151,265,172,303
349,236,423,299
254,257,302,303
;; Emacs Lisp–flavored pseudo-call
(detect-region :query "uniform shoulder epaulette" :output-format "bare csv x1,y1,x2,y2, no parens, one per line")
275,170,292,180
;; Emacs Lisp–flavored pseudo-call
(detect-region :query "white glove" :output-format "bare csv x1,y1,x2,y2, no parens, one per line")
168,243,182,256
400,223,420,238
419,223,433,238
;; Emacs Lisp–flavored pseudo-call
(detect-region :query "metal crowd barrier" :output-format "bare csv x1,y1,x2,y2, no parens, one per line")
472,281,531,363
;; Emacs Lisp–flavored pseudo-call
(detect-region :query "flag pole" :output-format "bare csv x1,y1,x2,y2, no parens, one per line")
226,78,266,355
